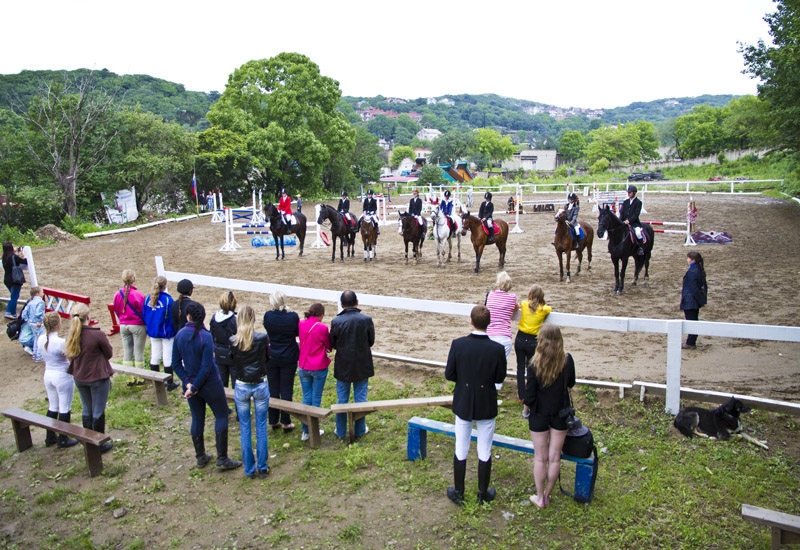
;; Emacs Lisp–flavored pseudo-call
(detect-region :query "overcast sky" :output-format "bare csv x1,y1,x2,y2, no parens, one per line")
1,0,776,109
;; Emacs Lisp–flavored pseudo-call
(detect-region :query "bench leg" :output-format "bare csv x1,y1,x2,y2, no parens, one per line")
407,425,427,461
574,461,594,502
10,420,33,452
153,381,168,406
306,416,322,449
83,443,104,477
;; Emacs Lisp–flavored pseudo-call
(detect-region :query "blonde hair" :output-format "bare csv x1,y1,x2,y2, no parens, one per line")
495,271,512,292
527,285,546,313
29,286,41,298
231,305,255,352
121,269,136,310
219,291,237,314
42,312,61,352
530,324,566,388
269,291,289,311
150,276,167,307
65,303,90,358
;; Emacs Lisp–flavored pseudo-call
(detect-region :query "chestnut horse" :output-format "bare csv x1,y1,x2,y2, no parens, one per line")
360,214,378,263
317,204,355,263
596,206,654,295
460,211,508,274
553,207,593,283
399,212,427,264
263,202,307,260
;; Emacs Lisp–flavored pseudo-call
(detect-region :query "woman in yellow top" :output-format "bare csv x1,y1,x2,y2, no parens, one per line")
514,285,552,405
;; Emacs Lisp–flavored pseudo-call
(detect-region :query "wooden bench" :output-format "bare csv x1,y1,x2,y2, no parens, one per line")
330,396,453,443
111,363,173,406
2,407,111,477
407,415,597,503
224,388,331,448
742,504,800,549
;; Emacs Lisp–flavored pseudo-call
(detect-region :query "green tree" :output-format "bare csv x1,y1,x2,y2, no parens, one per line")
585,126,639,166
558,130,586,163
396,114,420,135
348,127,384,186
418,163,446,185
207,53,355,198
391,145,415,168
722,95,776,149
366,115,397,141
429,130,476,168
195,127,254,204
632,121,661,161
472,128,515,168
673,105,725,158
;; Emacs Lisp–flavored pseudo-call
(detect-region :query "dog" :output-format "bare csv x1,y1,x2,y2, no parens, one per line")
673,396,768,450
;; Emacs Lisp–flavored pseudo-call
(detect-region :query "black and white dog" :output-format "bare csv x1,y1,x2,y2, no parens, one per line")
673,396,768,449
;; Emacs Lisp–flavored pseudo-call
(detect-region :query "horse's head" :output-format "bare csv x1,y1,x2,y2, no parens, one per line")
554,208,566,222
596,206,616,238
460,210,472,235
316,205,328,225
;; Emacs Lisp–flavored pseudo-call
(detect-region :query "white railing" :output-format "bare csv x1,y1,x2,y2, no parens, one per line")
155,256,800,415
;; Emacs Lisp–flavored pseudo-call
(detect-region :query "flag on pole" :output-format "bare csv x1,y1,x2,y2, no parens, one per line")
191,173,197,198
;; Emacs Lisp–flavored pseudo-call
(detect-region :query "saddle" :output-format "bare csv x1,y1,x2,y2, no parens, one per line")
446,216,456,233
481,221,492,235
342,213,356,230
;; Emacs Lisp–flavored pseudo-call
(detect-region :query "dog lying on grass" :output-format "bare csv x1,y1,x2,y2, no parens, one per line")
673,396,768,450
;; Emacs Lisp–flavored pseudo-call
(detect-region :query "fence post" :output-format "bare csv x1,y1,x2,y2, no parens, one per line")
665,320,683,415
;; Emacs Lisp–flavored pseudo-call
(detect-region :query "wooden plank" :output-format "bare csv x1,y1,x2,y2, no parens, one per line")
2,408,109,445
742,504,800,548
633,381,800,416
111,363,172,406
223,388,330,418
330,396,453,414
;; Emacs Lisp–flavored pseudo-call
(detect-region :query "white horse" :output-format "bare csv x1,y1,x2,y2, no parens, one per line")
430,206,461,267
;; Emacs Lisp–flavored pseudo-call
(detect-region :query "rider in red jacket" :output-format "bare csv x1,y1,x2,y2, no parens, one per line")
278,189,293,232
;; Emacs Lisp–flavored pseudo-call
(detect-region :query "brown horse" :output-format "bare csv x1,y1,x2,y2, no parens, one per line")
460,211,508,274
399,212,426,264
553,207,593,283
360,214,378,263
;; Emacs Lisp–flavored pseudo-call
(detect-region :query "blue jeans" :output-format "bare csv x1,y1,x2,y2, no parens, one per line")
75,378,111,421
298,368,328,434
335,378,368,438
234,381,269,477
5,284,21,316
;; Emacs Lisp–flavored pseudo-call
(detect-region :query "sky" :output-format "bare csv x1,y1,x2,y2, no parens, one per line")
1,0,777,110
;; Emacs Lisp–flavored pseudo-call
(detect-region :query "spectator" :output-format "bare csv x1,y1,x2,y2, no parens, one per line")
113,270,147,386
39,312,78,448
142,276,179,391
2,242,27,319
680,251,708,350
66,303,114,453
298,303,331,442
209,291,238,389
485,271,519,360
330,290,374,439
262,291,300,432
171,279,197,332
20,286,45,361
515,285,552,405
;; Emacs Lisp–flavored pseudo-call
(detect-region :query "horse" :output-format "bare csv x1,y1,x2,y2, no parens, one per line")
359,214,378,263
596,206,654,295
398,212,427,264
553,207,594,283
430,206,461,268
263,202,307,260
460,211,508,274
317,204,356,263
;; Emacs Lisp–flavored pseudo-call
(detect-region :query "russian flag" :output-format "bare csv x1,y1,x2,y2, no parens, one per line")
191,173,197,198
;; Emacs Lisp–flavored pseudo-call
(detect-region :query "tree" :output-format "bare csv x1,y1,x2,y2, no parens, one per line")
585,126,639,166
429,130,476,168
391,145,415,168
366,115,397,141
418,163,446,185
632,121,661,161
558,130,586,163
722,95,776,150
20,72,120,218
348,127,384,186
207,53,355,198
672,105,725,158
740,0,800,153
472,128,515,168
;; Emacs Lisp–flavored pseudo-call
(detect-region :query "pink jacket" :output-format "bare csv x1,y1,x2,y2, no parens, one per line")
298,316,331,371
113,286,146,326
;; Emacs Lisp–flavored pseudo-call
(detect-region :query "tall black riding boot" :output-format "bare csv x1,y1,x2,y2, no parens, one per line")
215,430,242,471
92,414,113,453
82,415,92,430
192,434,213,468
150,364,160,372
477,458,496,504
164,366,180,391
57,412,78,448
487,226,495,244
447,455,467,506
45,410,58,446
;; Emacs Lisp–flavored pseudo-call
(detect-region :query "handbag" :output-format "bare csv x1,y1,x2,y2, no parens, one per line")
6,303,27,341
10,255,25,286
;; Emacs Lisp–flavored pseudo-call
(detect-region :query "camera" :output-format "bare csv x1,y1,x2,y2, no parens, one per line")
558,406,577,430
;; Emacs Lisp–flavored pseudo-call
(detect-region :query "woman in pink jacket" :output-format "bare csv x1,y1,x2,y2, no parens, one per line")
297,303,331,442
113,270,147,385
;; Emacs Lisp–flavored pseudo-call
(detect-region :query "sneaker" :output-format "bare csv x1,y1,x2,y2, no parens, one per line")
681,343,697,350
301,430,324,442
23,346,33,355
4,313,17,320
356,425,369,437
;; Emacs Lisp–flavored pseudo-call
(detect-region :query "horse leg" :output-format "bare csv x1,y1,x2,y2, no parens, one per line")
557,251,564,282
618,257,629,294
405,241,409,264
566,250,571,283
498,242,505,269
330,236,336,263
457,234,461,263
474,245,483,274
446,237,452,263
274,238,280,260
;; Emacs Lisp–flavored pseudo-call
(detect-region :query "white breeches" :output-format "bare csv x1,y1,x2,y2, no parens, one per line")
150,337,174,367
43,370,75,414
454,415,496,461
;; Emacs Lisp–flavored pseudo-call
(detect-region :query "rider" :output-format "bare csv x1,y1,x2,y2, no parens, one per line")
359,189,380,235
565,192,580,249
403,188,424,234
278,188,293,233
619,185,645,256
479,191,495,244
337,190,355,230
441,190,457,238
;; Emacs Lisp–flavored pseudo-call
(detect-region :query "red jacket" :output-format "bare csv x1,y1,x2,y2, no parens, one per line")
278,195,292,216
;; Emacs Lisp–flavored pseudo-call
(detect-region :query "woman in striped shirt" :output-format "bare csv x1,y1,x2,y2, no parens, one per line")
485,271,518,359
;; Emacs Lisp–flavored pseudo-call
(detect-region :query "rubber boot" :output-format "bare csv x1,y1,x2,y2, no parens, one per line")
477,458,496,505
57,412,78,448
45,410,58,447
92,414,114,453
192,435,213,468
215,430,242,471
447,455,466,506
164,366,180,392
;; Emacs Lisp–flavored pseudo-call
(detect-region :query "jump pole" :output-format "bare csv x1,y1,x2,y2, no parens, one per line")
211,190,225,223
310,204,327,249
641,200,697,246
510,183,524,234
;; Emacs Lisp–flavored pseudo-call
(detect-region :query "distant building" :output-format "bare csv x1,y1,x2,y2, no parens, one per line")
416,128,442,141
501,149,561,172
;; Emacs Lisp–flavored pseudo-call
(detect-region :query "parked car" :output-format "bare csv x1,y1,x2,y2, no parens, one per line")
628,170,665,182
709,176,723,181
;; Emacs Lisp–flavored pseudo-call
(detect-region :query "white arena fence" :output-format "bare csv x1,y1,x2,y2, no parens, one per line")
155,256,800,415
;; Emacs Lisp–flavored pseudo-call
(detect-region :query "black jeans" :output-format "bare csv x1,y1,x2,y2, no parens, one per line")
514,332,538,401
683,309,699,346
267,361,297,425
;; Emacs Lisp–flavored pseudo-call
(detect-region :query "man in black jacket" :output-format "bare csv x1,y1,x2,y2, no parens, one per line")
619,185,644,255
444,305,507,505
478,192,496,244
330,290,375,439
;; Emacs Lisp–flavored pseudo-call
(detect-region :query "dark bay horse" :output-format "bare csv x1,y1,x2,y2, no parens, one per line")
553,207,593,283
460,211,508,274
359,214,378,263
596,206,654,295
399,212,427,264
317,204,355,262
263,202,307,260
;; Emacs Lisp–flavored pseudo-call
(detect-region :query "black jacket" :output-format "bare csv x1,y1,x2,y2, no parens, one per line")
338,198,350,213
408,197,422,216
209,311,237,366
478,200,494,220
445,333,507,421
330,307,374,383
2,254,27,287
363,197,377,213
524,353,576,415
170,297,197,332
229,332,270,383
619,197,642,226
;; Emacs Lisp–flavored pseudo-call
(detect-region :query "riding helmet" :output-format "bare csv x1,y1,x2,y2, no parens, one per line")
281,188,287,195
341,190,348,196
568,192,577,200
367,189,374,195
484,192,492,200
444,190,451,198
627,185,637,194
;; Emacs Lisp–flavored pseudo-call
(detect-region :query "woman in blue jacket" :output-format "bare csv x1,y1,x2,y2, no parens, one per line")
680,251,707,349
143,276,179,391
172,302,241,471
